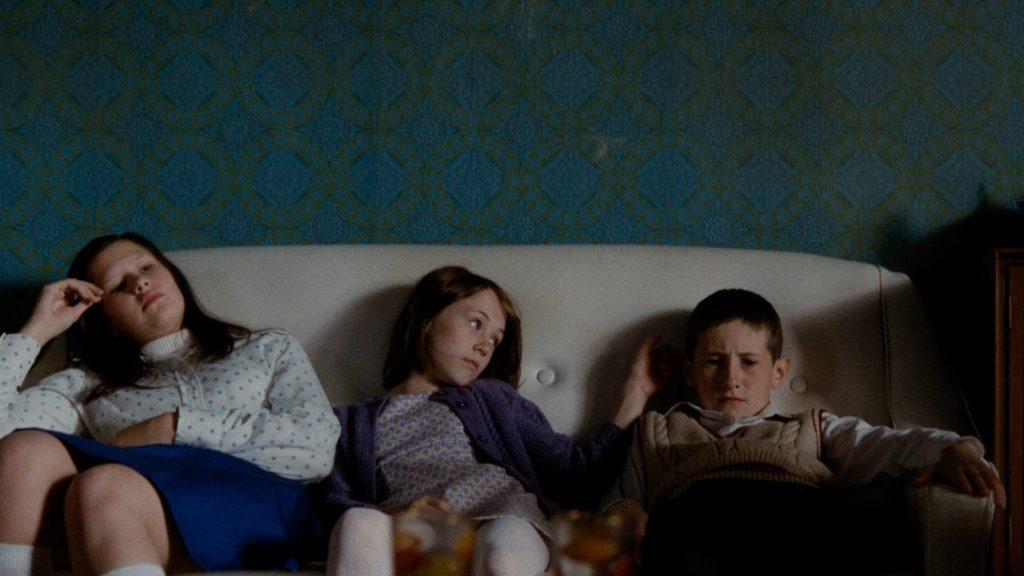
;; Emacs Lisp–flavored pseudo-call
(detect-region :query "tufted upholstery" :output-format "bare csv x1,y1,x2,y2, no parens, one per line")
24,244,993,576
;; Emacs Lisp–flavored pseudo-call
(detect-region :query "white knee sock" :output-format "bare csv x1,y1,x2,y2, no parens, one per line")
100,564,165,576
0,543,52,576
473,516,549,576
327,508,394,576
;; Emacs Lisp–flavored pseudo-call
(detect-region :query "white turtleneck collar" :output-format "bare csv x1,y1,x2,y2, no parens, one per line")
140,329,194,361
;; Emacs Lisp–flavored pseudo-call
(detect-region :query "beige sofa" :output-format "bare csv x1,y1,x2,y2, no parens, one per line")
21,244,993,576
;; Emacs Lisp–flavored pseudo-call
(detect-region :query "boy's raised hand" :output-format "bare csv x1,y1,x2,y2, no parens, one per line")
912,439,1007,508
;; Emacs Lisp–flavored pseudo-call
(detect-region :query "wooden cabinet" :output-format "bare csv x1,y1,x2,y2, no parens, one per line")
993,248,1024,576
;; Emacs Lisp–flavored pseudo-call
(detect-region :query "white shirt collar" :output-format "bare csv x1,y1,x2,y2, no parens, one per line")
682,401,779,436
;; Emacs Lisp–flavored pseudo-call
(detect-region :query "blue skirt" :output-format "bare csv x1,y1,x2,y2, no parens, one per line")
46,430,320,572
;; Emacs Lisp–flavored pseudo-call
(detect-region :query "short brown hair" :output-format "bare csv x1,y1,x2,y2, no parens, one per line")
684,288,784,360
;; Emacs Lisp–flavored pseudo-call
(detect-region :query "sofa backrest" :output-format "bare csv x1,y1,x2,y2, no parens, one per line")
25,244,973,439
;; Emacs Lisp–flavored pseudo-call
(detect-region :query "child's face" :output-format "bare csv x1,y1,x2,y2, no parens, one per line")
687,319,788,418
86,240,186,345
421,288,506,387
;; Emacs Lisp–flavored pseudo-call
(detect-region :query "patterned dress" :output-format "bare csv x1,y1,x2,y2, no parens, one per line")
376,393,549,533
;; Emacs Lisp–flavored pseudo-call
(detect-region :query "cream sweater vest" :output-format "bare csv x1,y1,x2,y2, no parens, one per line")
640,406,835,506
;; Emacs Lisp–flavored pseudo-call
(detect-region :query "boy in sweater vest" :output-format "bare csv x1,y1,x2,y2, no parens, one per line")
605,288,1004,576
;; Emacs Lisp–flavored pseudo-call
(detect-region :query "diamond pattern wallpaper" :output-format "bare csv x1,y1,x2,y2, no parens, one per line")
1,1,1022,289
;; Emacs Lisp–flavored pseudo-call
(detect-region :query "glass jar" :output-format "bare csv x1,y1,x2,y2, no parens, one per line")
393,508,476,576
551,510,638,576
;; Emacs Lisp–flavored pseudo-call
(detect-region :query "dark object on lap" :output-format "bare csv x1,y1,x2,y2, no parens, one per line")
639,478,910,576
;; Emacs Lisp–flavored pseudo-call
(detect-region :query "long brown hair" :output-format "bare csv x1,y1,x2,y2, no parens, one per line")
382,266,523,390
67,232,250,399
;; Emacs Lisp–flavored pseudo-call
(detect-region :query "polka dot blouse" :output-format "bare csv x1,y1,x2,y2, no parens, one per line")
0,329,340,482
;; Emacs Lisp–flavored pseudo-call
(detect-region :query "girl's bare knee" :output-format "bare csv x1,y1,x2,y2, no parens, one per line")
65,464,157,524
0,430,77,486
65,464,170,551
64,465,178,573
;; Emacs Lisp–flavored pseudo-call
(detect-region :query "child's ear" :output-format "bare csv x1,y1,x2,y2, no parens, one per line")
771,356,790,389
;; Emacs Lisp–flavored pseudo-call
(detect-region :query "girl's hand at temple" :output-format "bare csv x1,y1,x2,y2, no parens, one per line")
20,279,104,346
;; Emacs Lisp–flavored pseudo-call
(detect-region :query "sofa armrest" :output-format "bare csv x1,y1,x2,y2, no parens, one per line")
905,484,995,576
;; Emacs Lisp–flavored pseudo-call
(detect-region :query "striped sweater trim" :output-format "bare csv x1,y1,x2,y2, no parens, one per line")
643,408,835,506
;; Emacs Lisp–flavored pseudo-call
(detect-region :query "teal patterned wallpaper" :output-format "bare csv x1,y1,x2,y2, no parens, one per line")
1,1,1023,289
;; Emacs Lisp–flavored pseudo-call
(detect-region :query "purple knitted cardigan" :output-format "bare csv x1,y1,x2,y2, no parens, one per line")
314,378,631,528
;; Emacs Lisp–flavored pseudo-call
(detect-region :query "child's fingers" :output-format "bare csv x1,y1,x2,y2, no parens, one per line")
943,465,979,496
954,464,975,492
916,462,975,496
920,444,1006,506
965,468,990,497
969,464,1007,508
51,278,101,298
67,280,104,303
911,463,936,487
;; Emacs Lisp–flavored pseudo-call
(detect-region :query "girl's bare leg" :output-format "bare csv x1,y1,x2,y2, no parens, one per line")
0,430,80,575
64,463,197,575
0,430,78,543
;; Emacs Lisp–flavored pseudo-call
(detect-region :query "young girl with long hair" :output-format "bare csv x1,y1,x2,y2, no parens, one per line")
318,265,663,576
0,232,339,576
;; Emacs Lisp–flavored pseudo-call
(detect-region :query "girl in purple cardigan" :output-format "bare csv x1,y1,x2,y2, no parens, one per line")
317,266,663,576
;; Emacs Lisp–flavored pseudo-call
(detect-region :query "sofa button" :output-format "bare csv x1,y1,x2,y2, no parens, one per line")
456,401,468,409
536,368,556,386
789,376,808,394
